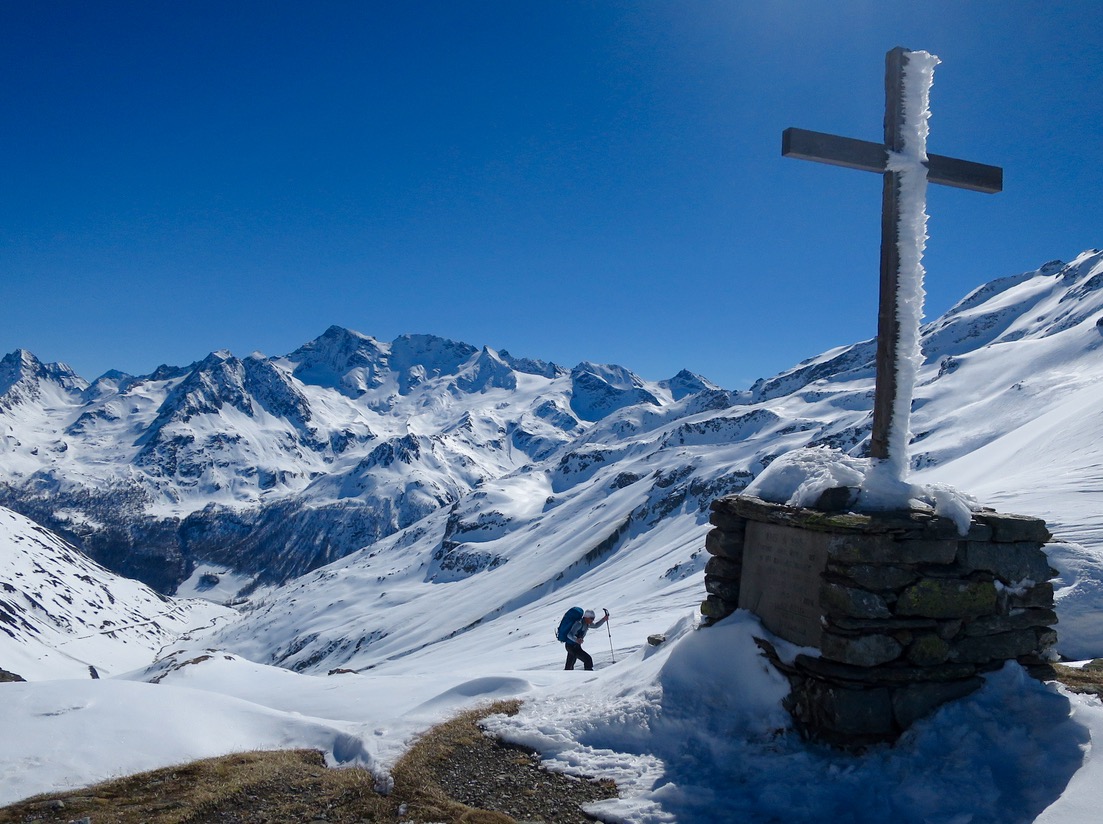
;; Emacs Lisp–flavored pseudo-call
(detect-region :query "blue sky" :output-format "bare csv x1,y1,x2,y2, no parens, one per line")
3,1,1101,390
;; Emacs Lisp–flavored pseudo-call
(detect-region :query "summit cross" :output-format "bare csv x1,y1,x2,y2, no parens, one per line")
782,46,1002,474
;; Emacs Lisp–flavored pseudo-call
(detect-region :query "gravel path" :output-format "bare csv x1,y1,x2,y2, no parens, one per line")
429,733,617,823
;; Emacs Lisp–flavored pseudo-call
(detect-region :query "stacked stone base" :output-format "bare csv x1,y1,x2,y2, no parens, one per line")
703,494,1058,746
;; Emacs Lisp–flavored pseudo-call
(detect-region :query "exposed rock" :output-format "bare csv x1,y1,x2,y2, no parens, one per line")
0,666,26,683
950,628,1056,665
892,677,984,729
704,526,744,559
700,595,730,621
959,540,1055,584
820,632,903,667
973,511,1052,543
829,535,959,566
814,486,858,512
906,634,951,666
820,582,891,620
828,562,919,592
965,608,1059,636
704,555,741,580
704,575,740,603
784,680,895,743
895,579,998,619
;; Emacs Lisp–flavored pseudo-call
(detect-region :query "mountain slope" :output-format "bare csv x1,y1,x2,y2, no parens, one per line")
0,506,234,680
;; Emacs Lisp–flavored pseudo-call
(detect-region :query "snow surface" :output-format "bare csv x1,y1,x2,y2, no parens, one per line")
2,603,1100,823
490,614,1090,824
747,445,979,535
175,563,262,605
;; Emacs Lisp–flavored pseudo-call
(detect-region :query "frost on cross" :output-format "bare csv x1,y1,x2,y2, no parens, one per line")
860,49,938,508
776,48,1002,524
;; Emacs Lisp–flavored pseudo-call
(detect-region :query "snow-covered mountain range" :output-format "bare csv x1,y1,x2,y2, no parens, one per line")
5,249,1103,820
0,327,720,593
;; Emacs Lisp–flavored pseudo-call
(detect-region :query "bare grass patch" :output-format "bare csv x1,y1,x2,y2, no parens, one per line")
0,699,616,824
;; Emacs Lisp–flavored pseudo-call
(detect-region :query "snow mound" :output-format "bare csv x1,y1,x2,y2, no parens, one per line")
0,679,375,806
746,446,979,534
488,611,1091,824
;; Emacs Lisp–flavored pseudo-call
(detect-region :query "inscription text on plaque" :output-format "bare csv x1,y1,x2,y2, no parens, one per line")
738,521,830,647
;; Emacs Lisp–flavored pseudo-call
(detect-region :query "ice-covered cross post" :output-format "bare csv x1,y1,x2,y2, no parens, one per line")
782,47,1001,503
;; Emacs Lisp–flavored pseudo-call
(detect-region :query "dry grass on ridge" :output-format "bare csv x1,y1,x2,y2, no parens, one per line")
0,698,615,824
1051,658,1103,697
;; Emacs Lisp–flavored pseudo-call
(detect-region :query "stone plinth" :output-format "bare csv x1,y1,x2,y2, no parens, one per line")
702,493,1058,746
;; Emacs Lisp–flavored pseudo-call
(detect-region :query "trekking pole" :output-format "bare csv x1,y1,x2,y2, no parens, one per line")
605,615,615,664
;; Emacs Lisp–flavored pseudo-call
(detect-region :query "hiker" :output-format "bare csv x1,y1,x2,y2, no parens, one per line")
563,608,609,671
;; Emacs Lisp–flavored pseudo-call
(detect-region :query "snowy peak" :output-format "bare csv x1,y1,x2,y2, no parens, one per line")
661,369,721,401
286,325,389,397
241,355,313,430
155,350,255,424
451,347,517,394
139,349,312,440
387,334,480,394
178,250,1103,683
569,362,662,422
2,325,689,590
498,349,566,379
6,250,1103,597
9,250,1103,822
84,370,141,401
749,340,877,403
129,349,328,495
749,250,1103,405
286,328,488,398
0,349,87,410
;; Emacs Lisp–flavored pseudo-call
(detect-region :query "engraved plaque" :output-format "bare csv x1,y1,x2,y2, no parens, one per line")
738,521,830,647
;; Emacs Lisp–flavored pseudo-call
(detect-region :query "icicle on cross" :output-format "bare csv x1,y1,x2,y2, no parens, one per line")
782,47,1002,496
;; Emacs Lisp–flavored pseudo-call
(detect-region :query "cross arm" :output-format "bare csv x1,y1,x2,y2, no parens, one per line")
782,127,1002,194
782,127,885,174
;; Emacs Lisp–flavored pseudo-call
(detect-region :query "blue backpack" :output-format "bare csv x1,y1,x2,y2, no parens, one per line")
556,606,584,642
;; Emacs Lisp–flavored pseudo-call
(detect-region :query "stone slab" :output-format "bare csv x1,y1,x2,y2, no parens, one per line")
738,520,830,647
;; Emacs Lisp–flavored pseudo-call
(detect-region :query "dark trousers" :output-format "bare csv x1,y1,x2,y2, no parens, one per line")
564,641,593,671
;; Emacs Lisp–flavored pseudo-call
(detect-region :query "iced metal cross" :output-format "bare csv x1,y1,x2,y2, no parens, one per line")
782,47,1002,464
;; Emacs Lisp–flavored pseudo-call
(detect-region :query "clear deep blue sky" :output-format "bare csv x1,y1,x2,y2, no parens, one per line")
3,1,1101,390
